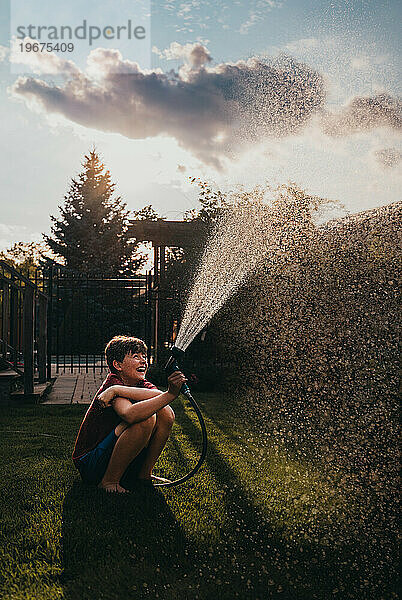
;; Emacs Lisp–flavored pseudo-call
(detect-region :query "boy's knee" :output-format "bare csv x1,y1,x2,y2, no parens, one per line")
157,406,175,428
136,414,157,435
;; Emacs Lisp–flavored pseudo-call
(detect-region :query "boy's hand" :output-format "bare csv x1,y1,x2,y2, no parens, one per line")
167,371,187,399
98,386,119,409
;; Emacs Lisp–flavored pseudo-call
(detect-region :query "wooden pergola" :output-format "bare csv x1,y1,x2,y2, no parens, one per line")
127,220,207,360
128,219,206,284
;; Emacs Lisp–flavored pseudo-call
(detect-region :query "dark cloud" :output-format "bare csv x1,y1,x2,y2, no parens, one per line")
322,93,402,136
188,44,212,67
374,147,402,169
11,50,325,167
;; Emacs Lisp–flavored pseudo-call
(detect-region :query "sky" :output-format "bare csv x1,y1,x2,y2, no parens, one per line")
0,0,401,251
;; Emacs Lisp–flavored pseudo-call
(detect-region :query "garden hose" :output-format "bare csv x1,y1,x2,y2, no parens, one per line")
154,347,208,487
2,346,208,489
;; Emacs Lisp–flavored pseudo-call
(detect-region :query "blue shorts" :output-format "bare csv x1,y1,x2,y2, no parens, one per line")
76,428,147,488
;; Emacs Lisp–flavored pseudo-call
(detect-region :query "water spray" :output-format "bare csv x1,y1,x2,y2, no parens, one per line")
153,203,272,487
152,346,208,487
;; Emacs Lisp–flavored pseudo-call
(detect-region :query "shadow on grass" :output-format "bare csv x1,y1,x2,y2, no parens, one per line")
174,403,395,600
61,399,396,600
61,480,194,600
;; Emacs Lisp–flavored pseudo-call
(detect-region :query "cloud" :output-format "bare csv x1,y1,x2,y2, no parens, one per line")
10,49,325,168
350,53,389,71
239,1,283,34
152,42,212,66
158,1,283,35
239,12,260,35
322,93,402,136
9,37,81,77
284,37,322,54
374,147,402,169
0,45,9,62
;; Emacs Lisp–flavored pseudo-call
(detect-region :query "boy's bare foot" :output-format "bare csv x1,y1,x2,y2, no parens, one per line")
98,482,129,493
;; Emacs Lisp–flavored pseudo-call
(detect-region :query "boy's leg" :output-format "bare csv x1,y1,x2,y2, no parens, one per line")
99,415,157,492
136,406,175,480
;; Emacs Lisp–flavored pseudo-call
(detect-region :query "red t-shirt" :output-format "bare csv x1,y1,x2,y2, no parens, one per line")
72,372,157,465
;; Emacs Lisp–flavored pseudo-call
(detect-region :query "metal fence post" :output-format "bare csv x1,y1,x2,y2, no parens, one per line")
38,294,48,383
46,265,53,381
23,285,34,395
1,281,10,362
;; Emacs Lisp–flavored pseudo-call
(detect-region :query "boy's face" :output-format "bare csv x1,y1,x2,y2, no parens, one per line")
114,351,148,384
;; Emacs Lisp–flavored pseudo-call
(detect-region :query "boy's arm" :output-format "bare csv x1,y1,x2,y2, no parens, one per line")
98,385,162,408
111,371,186,424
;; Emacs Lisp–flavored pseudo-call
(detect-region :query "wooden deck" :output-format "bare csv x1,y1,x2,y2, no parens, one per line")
43,370,108,405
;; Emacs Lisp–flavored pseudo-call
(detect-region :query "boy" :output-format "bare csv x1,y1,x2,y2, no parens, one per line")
72,335,186,493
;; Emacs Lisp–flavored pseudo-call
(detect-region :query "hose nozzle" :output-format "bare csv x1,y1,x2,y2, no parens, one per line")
165,346,192,399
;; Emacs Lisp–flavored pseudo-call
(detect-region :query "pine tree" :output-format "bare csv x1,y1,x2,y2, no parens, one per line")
44,149,144,274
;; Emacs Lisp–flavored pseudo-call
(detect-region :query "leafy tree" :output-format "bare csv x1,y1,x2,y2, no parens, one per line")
184,178,228,226
0,241,51,278
132,205,162,221
44,149,145,274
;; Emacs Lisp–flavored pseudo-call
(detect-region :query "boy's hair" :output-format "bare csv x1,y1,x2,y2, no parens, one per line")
105,335,148,374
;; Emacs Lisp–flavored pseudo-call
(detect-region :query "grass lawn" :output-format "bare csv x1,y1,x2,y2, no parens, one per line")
0,393,397,600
